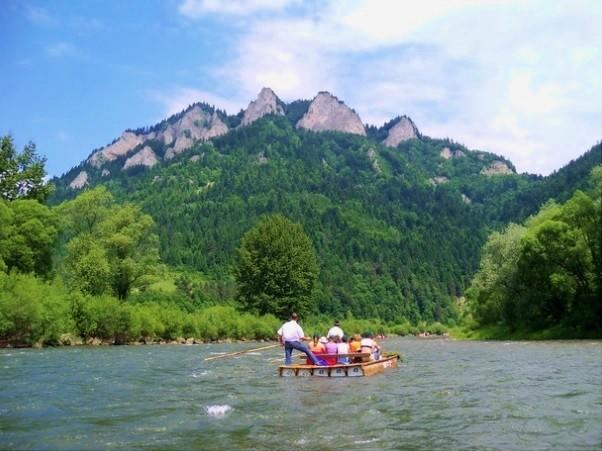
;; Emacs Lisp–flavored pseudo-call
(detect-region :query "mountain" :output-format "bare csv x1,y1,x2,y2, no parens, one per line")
240,87,284,126
50,88,601,322
296,92,366,135
382,116,419,147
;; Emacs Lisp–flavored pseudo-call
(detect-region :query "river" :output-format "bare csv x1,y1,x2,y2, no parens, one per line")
1,338,600,450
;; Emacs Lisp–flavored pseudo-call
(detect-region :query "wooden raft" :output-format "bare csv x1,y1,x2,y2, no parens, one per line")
278,352,400,377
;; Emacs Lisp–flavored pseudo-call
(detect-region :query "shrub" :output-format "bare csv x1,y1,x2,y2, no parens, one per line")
0,272,73,345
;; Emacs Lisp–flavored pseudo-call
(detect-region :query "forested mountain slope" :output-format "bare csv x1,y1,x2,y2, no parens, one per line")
49,90,602,323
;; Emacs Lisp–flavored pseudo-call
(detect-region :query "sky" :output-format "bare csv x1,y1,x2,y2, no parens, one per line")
1,0,601,177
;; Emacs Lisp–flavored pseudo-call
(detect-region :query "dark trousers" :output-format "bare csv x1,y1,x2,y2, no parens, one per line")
284,341,320,365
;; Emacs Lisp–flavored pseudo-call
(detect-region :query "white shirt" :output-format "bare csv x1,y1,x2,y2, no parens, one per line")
278,320,305,342
337,342,349,354
327,326,344,338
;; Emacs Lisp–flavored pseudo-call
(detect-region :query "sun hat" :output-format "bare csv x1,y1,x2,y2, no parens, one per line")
318,336,328,344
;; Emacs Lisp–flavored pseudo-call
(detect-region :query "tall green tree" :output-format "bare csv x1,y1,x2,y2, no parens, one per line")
0,199,58,277
235,214,319,317
467,165,602,334
61,187,161,299
465,223,526,326
0,135,52,202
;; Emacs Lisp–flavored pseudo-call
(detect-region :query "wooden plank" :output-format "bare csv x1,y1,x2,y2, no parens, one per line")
361,361,386,377
361,355,399,376
204,343,279,361
347,366,364,377
330,367,347,377
280,367,297,377
277,353,400,377
313,367,330,377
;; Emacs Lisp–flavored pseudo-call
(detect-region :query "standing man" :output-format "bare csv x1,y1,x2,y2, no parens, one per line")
277,313,321,365
327,320,344,339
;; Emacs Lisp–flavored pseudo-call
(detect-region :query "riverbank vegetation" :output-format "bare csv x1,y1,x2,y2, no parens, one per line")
462,167,602,339
0,271,447,347
2,132,601,346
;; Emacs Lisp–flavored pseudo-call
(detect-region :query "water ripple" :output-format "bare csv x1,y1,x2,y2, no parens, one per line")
0,339,600,450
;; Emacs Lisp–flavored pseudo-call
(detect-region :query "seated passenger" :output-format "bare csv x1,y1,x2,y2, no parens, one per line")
323,336,339,366
360,332,381,361
309,334,326,354
349,334,362,353
306,334,326,365
337,336,350,364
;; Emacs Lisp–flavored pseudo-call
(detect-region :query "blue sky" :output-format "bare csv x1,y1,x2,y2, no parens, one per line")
1,0,601,177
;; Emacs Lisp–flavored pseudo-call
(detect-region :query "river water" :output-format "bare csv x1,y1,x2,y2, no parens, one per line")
1,338,600,450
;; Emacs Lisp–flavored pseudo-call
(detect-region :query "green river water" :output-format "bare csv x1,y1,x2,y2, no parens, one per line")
1,337,601,450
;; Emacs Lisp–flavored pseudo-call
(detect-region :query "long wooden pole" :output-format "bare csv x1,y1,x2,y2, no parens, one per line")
204,343,280,361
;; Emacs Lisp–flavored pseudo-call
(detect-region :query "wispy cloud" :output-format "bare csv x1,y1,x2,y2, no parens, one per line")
25,4,57,27
147,87,246,117
24,4,104,34
178,0,297,19
187,0,601,174
45,42,80,58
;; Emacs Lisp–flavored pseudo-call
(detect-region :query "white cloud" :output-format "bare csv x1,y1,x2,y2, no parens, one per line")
175,0,601,174
148,87,246,117
218,18,340,101
178,0,296,19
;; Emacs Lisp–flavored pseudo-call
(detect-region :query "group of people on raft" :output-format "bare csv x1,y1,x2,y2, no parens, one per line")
277,313,381,366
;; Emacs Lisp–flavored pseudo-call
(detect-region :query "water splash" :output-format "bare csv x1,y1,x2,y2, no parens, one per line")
206,405,232,417
354,438,379,445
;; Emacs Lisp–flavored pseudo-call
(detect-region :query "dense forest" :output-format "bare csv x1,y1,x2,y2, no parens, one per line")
465,167,601,338
1,98,601,345
51,111,601,321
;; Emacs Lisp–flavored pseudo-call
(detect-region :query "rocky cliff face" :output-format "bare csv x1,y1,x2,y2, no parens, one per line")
87,105,228,167
296,92,366,136
481,160,514,176
69,170,89,189
88,132,144,167
382,117,418,147
240,87,284,126
122,146,158,170
440,147,466,159
162,108,228,160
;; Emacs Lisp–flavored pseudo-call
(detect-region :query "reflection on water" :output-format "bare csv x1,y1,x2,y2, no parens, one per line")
0,338,600,450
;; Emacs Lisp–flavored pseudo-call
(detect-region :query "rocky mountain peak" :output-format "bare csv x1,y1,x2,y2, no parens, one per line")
382,116,419,147
122,146,158,170
240,87,284,126
296,92,366,136
88,131,144,167
86,104,229,168
162,106,228,160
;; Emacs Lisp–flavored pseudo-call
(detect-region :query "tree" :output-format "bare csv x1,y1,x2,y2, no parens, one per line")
56,185,113,235
60,187,161,299
100,204,161,299
465,223,526,326
235,214,319,317
0,199,58,277
466,167,602,334
0,135,52,202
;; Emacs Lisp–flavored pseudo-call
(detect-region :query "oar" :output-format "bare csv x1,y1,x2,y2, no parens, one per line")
204,343,280,361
